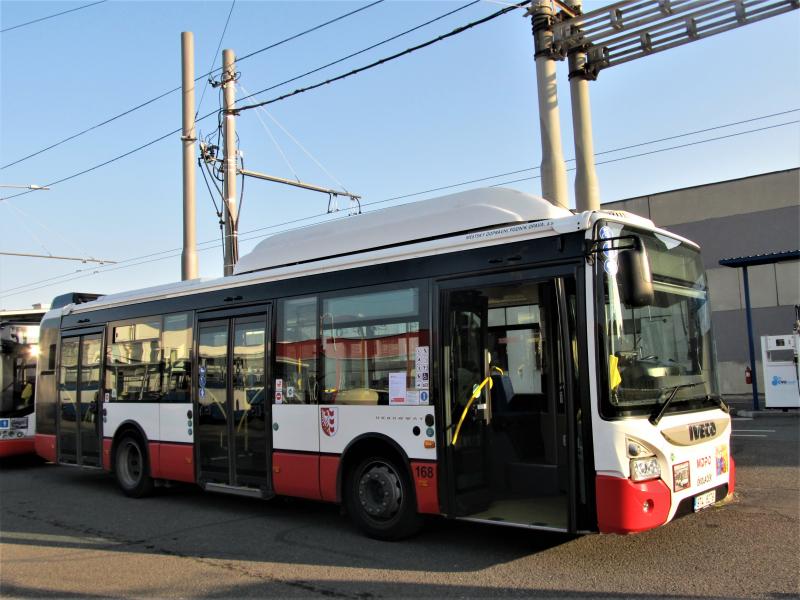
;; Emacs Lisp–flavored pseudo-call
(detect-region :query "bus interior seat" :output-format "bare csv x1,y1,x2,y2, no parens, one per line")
490,374,544,462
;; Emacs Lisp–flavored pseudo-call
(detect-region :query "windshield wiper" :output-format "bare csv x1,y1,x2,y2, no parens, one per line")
649,382,705,426
706,394,729,414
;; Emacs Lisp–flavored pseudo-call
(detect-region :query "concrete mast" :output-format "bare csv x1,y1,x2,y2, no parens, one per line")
530,0,569,211
566,0,600,212
221,48,239,276
180,31,199,281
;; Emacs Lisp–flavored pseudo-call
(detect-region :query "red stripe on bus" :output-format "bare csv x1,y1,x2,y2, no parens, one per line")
34,434,56,462
273,452,321,500
0,438,35,458
596,474,671,534
410,460,440,514
319,455,340,502
102,438,113,471
151,442,195,483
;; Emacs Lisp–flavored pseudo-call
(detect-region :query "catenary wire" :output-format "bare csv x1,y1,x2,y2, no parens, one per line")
196,0,237,119
0,1,520,201
0,0,107,34
236,0,530,112
236,0,482,105
238,82,350,192
2,118,796,300
0,106,795,206
1,0,385,170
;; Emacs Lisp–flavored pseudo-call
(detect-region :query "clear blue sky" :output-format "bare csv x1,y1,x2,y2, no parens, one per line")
1,0,798,310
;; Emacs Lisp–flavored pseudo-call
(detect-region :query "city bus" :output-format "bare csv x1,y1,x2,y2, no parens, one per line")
34,188,734,539
1,307,47,457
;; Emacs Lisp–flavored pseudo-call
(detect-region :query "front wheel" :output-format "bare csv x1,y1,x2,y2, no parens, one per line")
345,456,422,540
114,435,154,498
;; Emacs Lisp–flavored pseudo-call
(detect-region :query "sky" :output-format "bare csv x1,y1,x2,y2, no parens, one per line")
1,0,798,310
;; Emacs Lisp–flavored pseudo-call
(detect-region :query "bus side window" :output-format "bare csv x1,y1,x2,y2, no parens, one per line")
106,318,162,403
162,313,192,403
320,286,427,406
276,297,318,405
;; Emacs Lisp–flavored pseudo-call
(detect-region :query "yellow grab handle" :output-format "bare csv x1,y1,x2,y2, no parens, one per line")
451,376,493,446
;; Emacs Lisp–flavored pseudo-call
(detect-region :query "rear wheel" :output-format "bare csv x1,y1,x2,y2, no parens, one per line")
114,434,154,498
345,455,421,540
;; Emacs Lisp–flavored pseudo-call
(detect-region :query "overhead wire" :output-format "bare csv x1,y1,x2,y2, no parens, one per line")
1,0,385,170
236,0,482,105
0,0,107,34
485,120,800,188
3,117,796,301
196,0,237,119
236,0,530,112
0,0,514,203
238,82,350,192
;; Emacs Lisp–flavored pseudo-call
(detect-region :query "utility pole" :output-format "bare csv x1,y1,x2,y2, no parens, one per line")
529,0,569,211
181,31,199,281
221,48,239,276
566,0,600,212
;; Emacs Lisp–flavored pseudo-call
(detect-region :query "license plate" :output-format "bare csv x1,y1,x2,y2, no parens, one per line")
693,490,716,512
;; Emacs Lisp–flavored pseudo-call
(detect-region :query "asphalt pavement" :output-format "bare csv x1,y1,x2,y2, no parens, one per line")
0,416,797,599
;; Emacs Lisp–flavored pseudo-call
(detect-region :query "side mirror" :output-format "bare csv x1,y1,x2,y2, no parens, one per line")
618,241,654,307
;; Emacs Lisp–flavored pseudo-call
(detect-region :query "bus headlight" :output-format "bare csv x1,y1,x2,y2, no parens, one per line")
630,456,661,482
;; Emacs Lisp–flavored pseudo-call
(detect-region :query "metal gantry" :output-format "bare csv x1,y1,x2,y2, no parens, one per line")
528,0,798,213
552,0,800,79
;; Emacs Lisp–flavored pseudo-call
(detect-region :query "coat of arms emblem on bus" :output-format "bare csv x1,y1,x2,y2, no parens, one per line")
321,407,338,437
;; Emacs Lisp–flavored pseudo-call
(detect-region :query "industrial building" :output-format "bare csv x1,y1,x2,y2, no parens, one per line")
604,168,799,396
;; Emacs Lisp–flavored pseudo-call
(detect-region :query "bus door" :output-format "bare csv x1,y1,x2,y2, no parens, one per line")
196,308,271,491
441,272,575,530
57,330,103,467
444,289,492,515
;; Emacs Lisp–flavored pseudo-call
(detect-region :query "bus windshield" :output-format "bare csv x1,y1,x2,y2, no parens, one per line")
0,323,39,419
596,223,720,419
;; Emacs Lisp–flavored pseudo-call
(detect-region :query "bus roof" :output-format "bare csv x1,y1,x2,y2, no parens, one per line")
57,188,662,316
233,187,572,275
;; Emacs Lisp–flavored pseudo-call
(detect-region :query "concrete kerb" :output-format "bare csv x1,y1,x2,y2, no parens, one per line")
730,408,799,418
725,394,799,417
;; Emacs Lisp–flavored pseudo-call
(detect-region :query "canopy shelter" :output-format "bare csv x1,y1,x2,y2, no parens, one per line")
719,250,800,410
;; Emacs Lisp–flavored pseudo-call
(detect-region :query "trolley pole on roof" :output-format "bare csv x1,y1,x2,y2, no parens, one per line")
222,48,239,277
529,0,570,211
180,31,199,281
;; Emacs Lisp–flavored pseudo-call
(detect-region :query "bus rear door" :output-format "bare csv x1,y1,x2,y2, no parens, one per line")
57,330,103,467
196,307,271,493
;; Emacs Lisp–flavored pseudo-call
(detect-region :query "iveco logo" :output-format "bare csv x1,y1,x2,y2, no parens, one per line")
689,422,717,441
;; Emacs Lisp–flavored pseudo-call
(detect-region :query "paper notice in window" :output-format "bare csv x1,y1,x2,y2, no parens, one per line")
415,346,429,390
389,372,407,405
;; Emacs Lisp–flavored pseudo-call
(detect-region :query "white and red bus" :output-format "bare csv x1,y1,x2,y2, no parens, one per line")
35,188,734,539
1,307,47,458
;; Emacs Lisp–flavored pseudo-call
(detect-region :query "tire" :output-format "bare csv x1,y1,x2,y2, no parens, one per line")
345,455,422,541
114,434,154,498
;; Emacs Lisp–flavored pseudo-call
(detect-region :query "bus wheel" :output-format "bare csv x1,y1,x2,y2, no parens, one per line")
345,456,421,540
115,435,154,498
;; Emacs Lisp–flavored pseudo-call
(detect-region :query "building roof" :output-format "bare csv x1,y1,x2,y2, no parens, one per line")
719,250,800,268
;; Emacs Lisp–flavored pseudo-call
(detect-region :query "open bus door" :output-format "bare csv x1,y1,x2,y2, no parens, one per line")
443,288,492,516
441,272,578,530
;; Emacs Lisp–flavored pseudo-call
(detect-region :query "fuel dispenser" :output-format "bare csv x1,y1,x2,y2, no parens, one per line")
760,306,800,409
